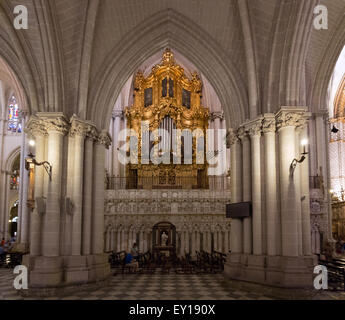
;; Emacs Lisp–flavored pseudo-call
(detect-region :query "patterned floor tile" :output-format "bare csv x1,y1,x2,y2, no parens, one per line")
2,268,345,300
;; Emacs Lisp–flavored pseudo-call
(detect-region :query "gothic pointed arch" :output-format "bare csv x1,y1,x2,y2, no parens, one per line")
334,74,345,118
87,9,248,130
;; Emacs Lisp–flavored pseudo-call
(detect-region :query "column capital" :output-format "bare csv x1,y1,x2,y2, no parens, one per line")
262,115,276,134
245,117,263,137
211,111,224,121
275,107,308,130
112,109,123,119
70,116,90,138
97,130,112,149
237,126,249,141
226,129,240,147
85,124,99,141
25,116,47,137
37,113,70,136
296,113,312,132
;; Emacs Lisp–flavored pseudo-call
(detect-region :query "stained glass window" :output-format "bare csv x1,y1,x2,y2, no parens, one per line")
8,95,22,133
10,155,20,190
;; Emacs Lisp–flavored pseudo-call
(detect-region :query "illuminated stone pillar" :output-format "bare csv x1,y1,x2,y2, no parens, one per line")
26,117,47,256
42,114,69,257
247,119,263,255
113,111,122,178
295,125,303,256
70,118,87,256
92,131,111,254
229,129,243,253
263,115,278,256
82,125,97,255
276,109,300,257
300,124,312,255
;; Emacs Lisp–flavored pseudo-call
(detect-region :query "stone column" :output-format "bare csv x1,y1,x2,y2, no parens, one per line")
218,231,223,252
238,127,252,254
180,231,185,256
262,115,278,256
247,119,263,255
121,230,125,251
116,231,120,252
113,111,122,178
18,111,29,247
108,117,114,176
295,125,303,256
70,118,87,256
186,232,190,254
82,125,97,255
276,109,301,257
214,231,218,251
26,117,47,256
213,114,221,153
92,131,111,254
42,115,69,257
196,231,200,252
191,232,195,256
229,129,243,253
224,230,229,253
300,123,312,255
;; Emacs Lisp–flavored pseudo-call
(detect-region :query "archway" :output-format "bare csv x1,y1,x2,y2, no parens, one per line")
328,46,345,242
87,9,249,131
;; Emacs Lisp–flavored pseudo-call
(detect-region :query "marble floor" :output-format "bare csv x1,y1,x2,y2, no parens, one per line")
0,269,345,300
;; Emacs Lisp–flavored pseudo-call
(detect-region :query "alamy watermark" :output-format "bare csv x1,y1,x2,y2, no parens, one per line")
314,265,328,290
313,5,328,30
117,124,227,176
13,265,28,290
13,5,28,30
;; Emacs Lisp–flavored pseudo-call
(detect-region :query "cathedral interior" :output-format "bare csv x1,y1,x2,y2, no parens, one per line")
0,0,344,302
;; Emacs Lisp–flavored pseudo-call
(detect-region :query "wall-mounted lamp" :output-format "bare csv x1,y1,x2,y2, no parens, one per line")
290,139,309,175
25,153,52,181
29,139,36,147
331,125,339,134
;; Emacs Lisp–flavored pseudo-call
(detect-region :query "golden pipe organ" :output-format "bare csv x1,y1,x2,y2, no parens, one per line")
125,49,210,189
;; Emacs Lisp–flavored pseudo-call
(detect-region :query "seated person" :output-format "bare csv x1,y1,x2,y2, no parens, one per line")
130,243,139,260
125,253,139,272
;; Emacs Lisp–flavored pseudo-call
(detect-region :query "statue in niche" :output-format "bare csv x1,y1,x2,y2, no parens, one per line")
161,231,169,247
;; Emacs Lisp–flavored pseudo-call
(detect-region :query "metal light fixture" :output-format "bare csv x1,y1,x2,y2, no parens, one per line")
331,125,339,134
25,153,52,181
290,139,309,174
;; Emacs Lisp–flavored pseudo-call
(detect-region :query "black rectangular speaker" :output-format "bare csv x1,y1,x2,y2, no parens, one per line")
226,202,252,219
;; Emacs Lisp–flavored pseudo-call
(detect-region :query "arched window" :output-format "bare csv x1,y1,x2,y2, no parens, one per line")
8,95,22,133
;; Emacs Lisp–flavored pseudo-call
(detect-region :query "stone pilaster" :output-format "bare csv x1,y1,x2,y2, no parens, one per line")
246,118,263,255
69,117,88,256
25,116,48,257
238,126,252,255
82,124,98,256
276,108,306,257
262,115,279,256
228,129,243,254
92,131,111,255
41,114,70,258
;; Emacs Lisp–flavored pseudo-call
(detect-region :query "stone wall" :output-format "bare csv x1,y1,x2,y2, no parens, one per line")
104,189,231,256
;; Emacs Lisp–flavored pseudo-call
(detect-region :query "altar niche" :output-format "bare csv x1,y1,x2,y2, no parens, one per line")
152,222,176,260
